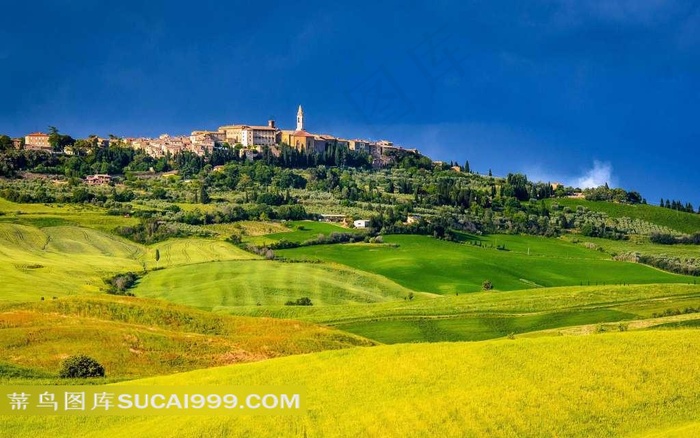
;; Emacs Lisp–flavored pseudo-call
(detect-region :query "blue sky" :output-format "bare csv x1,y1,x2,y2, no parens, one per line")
1,0,698,206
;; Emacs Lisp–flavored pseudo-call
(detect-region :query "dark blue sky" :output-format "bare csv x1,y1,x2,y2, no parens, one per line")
1,0,698,206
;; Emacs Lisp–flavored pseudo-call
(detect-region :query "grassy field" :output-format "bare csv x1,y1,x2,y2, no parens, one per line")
552,198,700,234
276,235,696,294
4,330,700,437
134,260,426,309
0,223,144,300
223,283,700,343
561,234,700,259
0,295,374,381
243,220,353,245
0,222,261,301
0,197,139,232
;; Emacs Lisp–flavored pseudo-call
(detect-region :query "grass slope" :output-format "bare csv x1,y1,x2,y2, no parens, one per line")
134,260,425,309
277,234,696,294
243,220,353,245
0,223,258,301
5,330,700,437
552,198,700,234
0,296,374,381
225,283,700,343
0,224,144,300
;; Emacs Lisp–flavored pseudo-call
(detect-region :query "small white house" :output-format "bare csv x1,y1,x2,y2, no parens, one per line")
354,219,370,229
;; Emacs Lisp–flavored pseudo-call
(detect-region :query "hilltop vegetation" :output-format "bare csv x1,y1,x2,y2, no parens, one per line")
4,330,700,437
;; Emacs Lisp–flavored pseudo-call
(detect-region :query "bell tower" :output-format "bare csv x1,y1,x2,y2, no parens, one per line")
296,105,304,131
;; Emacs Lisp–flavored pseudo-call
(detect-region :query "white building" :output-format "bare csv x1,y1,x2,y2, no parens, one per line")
353,219,370,229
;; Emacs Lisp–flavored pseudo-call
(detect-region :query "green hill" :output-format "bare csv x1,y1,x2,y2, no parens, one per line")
0,223,256,301
277,234,696,294
4,330,700,437
133,260,426,309
223,283,700,343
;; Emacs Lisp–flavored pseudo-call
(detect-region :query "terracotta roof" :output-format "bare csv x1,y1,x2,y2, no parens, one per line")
27,132,48,137
292,130,314,137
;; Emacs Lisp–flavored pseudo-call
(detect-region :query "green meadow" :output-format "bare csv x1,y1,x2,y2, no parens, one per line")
4,330,700,437
276,234,696,294
134,260,424,309
223,283,700,343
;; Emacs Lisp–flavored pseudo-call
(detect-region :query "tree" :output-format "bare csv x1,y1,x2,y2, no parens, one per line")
463,160,470,173
59,355,105,378
482,280,493,291
0,135,13,151
199,184,210,204
155,249,160,269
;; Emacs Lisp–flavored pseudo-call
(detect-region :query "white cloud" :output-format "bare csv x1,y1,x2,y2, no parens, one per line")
523,160,616,189
572,160,615,189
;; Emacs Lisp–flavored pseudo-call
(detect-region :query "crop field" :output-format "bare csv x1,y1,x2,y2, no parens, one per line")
134,260,425,309
146,238,256,268
0,224,144,300
0,296,373,381
0,223,259,301
276,234,696,294
223,283,700,343
4,330,700,437
0,197,139,232
551,198,700,234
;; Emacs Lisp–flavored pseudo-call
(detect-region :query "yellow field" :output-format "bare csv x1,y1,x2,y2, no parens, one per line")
2,330,700,437
0,295,374,380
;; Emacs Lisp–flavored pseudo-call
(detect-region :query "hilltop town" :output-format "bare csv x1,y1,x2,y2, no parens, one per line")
15,106,418,168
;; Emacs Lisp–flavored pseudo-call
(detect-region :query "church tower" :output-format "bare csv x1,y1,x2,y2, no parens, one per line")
296,105,304,131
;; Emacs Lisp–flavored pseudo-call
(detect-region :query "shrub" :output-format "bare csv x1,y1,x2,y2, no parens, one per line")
285,297,313,306
482,280,493,291
59,355,105,378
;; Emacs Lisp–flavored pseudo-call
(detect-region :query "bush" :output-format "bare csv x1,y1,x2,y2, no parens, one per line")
285,297,313,306
482,280,493,291
59,355,105,378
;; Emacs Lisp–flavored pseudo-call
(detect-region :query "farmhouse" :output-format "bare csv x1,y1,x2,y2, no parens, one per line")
353,219,370,229
85,174,112,185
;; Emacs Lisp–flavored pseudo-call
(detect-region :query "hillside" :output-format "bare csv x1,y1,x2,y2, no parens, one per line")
552,198,700,235
0,295,374,381
134,260,425,309
222,283,700,343
4,330,700,437
276,234,696,294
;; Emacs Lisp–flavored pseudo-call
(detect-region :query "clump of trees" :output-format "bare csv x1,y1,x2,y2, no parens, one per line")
650,232,700,245
104,272,140,295
285,297,313,306
59,355,105,378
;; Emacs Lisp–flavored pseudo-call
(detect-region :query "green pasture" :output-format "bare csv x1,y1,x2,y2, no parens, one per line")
277,234,696,294
134,260,424,309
